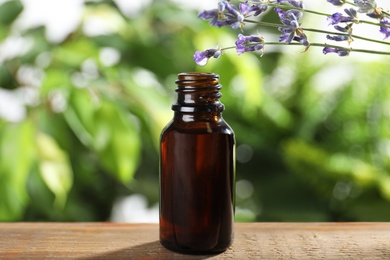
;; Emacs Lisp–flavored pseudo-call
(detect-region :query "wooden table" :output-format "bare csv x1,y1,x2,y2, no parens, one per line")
1,223,389,259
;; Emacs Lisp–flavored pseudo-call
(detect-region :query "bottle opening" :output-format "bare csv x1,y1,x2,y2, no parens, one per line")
177,72,219,82
176,72,220,89
173,72,224,113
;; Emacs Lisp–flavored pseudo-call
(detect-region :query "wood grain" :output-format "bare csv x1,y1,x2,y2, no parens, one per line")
0,222,389,259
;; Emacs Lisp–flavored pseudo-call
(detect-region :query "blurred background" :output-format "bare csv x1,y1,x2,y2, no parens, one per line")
1,0,390,222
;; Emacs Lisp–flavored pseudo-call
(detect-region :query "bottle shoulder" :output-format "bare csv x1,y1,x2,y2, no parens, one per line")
161,118,234,135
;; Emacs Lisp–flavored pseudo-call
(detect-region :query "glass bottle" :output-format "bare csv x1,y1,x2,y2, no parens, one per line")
159,72,235,254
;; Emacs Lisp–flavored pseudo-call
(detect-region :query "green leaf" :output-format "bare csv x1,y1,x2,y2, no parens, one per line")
52,39,99,68
96,101,141,183
66,88,141,184
0,120,35,220
118,68,172,149
0,0,23,25
40,68,70,96
65,89,97,147
378,176,390,201
0,65,17,90
36,132,73,209
0,26,7,43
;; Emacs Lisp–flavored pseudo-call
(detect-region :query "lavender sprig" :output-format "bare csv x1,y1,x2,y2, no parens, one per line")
194,0,390,65
198,1,267,29
194,48,222,66
274,7,309,46
236,34,265,55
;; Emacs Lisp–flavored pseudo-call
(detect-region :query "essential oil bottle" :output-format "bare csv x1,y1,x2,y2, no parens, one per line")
159,72,235,254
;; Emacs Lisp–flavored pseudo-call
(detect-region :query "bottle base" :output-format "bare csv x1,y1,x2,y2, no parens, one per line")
159,238,230,255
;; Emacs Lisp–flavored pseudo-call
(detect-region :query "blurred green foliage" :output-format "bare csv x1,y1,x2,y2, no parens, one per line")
1,0,390,222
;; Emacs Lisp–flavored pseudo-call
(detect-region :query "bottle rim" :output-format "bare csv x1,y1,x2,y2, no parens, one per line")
177,72,219,81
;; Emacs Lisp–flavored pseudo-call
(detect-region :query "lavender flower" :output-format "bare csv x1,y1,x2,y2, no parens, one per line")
193,48,221,66
334,24,353,33
327,0,346,6
275,8,309,46
354,0,377,13
323,47,350,56
235,34,264,55
327,8,358,25
197,9,218,22
380,18,390,39
277,0,304,8
326,34,352,43
366,10,383,19
353,0,383,19
194,0,390,65
239,1,268,17
198,1,244,29
294,34,310,46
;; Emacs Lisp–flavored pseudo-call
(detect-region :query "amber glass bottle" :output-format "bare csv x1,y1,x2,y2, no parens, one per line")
159,72,235,254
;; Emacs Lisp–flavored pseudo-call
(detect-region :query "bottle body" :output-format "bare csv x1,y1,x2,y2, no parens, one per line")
159,73,235,254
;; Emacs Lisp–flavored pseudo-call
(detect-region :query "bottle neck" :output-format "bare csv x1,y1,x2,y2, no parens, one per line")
174,111,222,123
172,72,224,114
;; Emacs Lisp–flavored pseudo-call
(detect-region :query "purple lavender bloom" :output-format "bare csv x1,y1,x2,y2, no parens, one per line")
380,18,390,39
198,9,219,25
275,8,303,24
235,34,264,55
334,24,353,33
353,0,377,13
326,34,352,42
198,1,244,29
327,13,344,25
327,0,345,6
345,8,358,18
354,0,382,19
239,1,268,17
294,34,309,46
327,8,357,25
323,47,350,56
366,10,383,19
193,48,221,66
275,8,309,46
198,9,218,20
277,0,304,8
